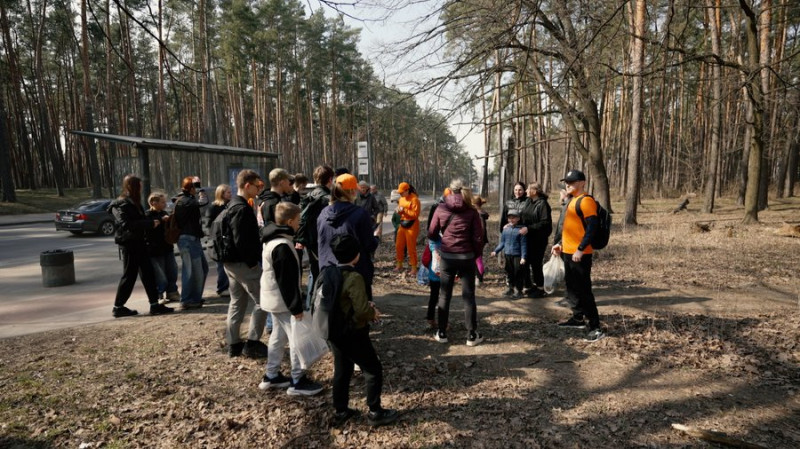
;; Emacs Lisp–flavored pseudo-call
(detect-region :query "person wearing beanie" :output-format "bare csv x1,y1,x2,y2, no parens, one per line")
394,181,421,276
316,173,380,301
325,234,398,427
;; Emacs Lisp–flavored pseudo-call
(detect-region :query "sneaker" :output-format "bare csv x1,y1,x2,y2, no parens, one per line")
287,376,324,396
166,291,181,302
585,328,607,342
150,303,174,316
331,408,361,427
557,317,587,329
434,331,448,343
217,289,230,297
242,340,269,359
512,291,523,299
228,342,244,357
528,288,546,298
180,301,204,310
258,373,291,390
112,306,138,318
502,288,514,297
367,408,399,426
466,331,484,347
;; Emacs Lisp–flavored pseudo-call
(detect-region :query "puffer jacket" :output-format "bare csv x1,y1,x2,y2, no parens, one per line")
144,209,172,256
317,201,378,283
500,194,528,230
427,193,483,257
108,198,154,245
260,223,302,315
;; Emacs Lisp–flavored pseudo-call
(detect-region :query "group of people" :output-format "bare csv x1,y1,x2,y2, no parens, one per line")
107,165,605,428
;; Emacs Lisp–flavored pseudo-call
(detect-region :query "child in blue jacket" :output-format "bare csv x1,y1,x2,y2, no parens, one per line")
491,210,527,298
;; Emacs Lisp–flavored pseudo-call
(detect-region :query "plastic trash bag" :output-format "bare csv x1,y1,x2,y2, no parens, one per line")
542,254,565,294
291,315,329,369
417,265,430,285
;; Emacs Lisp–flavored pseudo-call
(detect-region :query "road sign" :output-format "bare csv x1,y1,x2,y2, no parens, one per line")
357,141,369,158
358,158,369,175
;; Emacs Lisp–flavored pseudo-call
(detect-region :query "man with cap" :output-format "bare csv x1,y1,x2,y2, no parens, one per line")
370,185,388,236
257,168,294,226
552,169,605,342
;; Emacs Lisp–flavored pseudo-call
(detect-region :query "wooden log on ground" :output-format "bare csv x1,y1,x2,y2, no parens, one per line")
775,223,800,238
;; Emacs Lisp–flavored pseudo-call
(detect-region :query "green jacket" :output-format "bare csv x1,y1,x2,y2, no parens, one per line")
338,269,376,329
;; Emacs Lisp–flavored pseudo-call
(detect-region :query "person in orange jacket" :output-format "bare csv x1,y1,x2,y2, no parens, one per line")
394,182,421,276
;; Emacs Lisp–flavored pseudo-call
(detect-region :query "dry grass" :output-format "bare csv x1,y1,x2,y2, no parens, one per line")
1,196,799,448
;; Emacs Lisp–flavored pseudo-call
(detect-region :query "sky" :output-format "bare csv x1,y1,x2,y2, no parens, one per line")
315,1,487,172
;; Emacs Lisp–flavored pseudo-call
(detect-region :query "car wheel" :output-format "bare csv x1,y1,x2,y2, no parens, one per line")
99,221,116,236
69,230,84,235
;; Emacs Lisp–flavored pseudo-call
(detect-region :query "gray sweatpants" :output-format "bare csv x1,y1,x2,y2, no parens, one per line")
224,262,267,345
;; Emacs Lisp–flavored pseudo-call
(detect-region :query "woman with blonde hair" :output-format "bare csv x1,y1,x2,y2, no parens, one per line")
206,184,232,296
317,173,380,300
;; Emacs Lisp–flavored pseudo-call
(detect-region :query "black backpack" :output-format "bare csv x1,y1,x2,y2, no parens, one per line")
575,195,611,250
210,205,237,262
310,265,354,341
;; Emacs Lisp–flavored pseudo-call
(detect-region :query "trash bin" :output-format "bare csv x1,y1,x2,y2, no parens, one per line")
40,250,75,287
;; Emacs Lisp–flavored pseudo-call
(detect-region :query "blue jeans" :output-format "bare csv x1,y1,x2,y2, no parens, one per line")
178,235,208,304
216,259,230,293
150,253,179,295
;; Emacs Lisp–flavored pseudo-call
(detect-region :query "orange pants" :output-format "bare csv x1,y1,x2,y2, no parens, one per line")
395,224,419,269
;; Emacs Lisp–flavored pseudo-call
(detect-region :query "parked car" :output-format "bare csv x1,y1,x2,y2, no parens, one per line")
55,199,116,236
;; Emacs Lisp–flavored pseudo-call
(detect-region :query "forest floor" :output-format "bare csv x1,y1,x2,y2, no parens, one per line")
1,196,799,448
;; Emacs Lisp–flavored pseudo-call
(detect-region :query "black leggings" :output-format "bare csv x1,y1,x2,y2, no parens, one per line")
329,327,384,413
527,236,549,288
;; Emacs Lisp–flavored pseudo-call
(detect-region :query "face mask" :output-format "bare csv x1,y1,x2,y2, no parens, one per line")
193,181,201,189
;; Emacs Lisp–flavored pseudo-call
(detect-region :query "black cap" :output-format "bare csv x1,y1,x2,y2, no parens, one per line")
334,167,350,176
560,170,586,182
331,234,360,264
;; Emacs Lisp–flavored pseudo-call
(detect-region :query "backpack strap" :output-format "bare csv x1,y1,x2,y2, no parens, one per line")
574,194,591,228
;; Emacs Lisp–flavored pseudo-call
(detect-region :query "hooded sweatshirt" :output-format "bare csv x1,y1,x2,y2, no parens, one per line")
428,192,483,257
317,201,378,284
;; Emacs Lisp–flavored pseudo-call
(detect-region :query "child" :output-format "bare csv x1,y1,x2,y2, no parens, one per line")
326,233,398,427
258,202,323,396
424,238,442,329
144,192,180,303
491,209,528,298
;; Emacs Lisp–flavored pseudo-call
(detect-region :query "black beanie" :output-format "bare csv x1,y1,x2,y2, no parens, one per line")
331,234,360,264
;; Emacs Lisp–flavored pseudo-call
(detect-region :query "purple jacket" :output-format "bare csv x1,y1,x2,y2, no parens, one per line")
427,193,483,257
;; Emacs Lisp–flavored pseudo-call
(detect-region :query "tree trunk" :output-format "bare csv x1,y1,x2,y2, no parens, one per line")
740,0,764,224
624,0,646,225
0,93,16,202
81,0,101,198
702,0,722,213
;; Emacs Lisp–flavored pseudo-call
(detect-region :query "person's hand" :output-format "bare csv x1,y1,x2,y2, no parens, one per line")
519,227,528,235
256,204,265,227
490,251,496,257
572,249,583,262
396,206,404,213
153,219,161,228
520,258,526,265
552,244,562,256
293,312,304,320
295,242,305,250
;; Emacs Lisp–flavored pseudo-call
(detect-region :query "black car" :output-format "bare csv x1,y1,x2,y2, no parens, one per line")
55,199,116,236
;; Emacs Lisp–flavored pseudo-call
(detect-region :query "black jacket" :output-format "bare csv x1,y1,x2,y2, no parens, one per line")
296,185,331,255
520,195,553,242
144,209,172,256
227,195,262,268
109,198,153,245
257,190,287,225
174,191,204,238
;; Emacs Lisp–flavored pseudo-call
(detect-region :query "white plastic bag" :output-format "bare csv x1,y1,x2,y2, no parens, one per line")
291,315,329,369
431,248,442,276
542,254,565,294
417,265,430,285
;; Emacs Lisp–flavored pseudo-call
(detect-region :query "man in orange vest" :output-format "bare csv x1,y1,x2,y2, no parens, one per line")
551,170,605,342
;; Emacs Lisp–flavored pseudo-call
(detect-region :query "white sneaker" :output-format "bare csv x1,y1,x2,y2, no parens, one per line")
434,331,448,343
466,332,484,347
218,289,230,297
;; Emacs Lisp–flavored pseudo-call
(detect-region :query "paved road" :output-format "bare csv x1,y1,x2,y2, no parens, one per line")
0,194,437,339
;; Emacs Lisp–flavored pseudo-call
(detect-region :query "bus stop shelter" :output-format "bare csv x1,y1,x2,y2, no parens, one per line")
71,131,280,198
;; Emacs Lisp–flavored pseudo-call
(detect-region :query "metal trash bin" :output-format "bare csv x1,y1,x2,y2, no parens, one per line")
40,250,75,287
